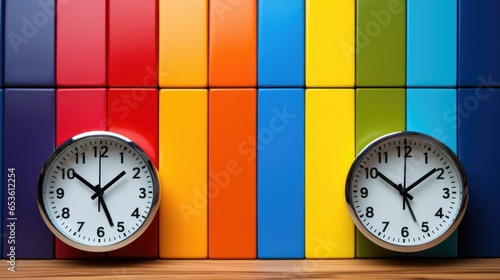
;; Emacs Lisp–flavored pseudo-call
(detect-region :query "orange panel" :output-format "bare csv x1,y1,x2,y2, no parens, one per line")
208,89,256,258
209,0,256,87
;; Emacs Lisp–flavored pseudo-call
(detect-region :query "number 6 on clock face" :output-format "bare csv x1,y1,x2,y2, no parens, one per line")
345,132,468,252
38,131,161,252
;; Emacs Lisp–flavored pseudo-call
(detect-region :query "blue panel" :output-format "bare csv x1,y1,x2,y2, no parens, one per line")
458,0,500,87
407,0,456,87
257,0,304,87
407,89,458,257
4,0,55,86
3,89,55,259
257,88,304,258
0,1,4,86
458,88,500,257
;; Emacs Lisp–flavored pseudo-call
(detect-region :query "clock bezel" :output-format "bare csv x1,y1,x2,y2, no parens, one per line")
37,131,161,252
345,131,469,252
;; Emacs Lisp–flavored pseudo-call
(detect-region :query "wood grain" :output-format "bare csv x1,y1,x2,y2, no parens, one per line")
2,259,500,279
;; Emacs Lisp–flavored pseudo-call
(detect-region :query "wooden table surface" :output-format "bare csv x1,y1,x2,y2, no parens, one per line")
2,259,500,279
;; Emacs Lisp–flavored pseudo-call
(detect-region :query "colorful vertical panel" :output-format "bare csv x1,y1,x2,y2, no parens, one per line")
159,0,207,87
0,2,3,86
257,0,304,87
56,0,106,86
406,0,456,87
107,88,159,258
3,89,55,258
458,0,500,87
407,89,458,257
458,88,500,257
257,89,304,258
108,0,158,87
305,89,355,258
159,89,207,258
209,0,256,87
305,0,354,87
4,0,55,86
356,0,406,87
355,88,406,258
55,89,107,259
0,89,2,253
208,89,256,259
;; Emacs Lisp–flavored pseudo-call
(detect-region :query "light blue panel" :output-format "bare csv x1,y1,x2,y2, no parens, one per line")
257,88,304,258
407,89,458,257
407,0,456,87
4,0,55,86
257,0,304,87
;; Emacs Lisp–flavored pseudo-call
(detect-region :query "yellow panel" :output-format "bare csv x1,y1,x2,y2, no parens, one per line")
305,0,354,87
159,0,207,87
305,89,355,258
159,89,207,258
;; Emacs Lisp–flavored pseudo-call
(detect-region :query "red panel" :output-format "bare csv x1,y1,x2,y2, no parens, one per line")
56,0,106,86
108,0,158,87
107,88,159,258
55,88,107,258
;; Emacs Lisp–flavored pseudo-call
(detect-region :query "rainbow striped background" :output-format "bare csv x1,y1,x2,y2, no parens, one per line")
2,0,500,259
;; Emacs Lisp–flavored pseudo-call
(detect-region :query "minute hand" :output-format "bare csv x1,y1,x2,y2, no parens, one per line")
404,168,438,194
91,171,126,200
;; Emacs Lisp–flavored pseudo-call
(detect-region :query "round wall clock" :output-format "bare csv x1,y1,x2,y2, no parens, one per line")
345,132,468,252
38,131,160,252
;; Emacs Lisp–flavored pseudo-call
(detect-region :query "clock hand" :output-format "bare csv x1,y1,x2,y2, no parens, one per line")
98,150,102,212
91,171,126,200
74,173,98,193
95,184,114,227
404,168,438,195
403,138,408,210
376,171,414,200
403,193,418,225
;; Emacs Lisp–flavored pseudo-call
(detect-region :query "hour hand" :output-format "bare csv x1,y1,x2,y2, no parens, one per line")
74,172,98,193
91,171,126,200
376,171,414,200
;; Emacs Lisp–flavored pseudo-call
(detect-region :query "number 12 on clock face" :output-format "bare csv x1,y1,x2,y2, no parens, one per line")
38,131,161,252
345,132,468,252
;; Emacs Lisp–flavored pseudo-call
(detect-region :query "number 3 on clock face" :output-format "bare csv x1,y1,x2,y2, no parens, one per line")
38,131,161,252
345,132,468,252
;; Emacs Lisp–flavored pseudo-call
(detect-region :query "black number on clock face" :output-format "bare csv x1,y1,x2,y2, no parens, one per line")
132,167,141,179
40,132,161,251
346,133,467,251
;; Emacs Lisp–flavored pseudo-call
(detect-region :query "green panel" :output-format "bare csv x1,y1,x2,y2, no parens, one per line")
356,0,406,87
355,88,406,258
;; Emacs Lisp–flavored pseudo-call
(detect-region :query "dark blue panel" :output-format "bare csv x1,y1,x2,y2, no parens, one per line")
3,89,55,259
458,0,500,87
458,88,500,257
4,0,55,86
257,0,304,87
257,88,304,258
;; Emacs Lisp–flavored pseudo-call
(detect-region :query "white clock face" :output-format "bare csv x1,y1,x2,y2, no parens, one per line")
38,131,160,252
346,132,468,252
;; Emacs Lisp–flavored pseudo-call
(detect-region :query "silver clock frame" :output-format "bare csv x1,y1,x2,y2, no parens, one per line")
37,131,161,252
345,131,469,252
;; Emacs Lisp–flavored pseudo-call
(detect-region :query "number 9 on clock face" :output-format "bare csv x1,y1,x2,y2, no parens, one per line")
345,132,468,252
38,131,161,252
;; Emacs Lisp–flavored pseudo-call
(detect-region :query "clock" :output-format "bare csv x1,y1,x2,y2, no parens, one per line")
37,131,160,252
345,132,468,252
